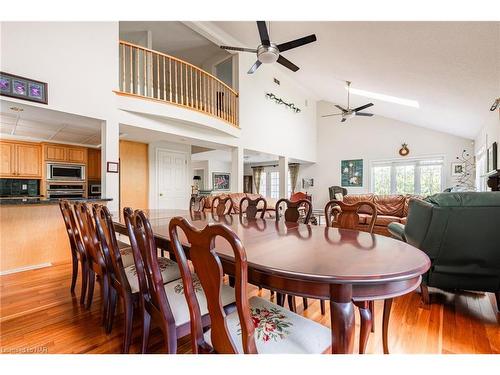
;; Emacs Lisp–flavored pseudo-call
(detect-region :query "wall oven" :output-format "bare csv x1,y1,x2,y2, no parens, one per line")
47,163,85,181
46,183,85,199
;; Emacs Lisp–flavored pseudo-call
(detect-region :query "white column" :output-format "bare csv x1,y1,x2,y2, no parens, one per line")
231,146,244,192
101,119,120,212
279,156,289,199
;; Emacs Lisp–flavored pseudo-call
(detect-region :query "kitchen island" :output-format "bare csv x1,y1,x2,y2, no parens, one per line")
0,198,112,274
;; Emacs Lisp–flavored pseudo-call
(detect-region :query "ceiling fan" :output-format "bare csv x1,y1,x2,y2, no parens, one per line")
322,81,374,122
220,21,317,74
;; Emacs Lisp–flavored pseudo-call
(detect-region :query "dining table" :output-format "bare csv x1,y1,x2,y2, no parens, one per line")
112,209,431,354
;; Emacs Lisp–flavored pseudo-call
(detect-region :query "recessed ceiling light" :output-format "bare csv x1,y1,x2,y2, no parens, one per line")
346,87,419,108
9,106,24,112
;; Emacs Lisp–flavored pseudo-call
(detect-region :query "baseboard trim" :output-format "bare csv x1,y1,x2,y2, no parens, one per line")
0,262,52,276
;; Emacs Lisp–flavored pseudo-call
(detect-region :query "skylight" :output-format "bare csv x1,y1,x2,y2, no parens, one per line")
347,87,420,108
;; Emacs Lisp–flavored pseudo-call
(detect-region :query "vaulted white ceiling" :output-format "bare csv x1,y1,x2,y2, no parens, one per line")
213,21,500,139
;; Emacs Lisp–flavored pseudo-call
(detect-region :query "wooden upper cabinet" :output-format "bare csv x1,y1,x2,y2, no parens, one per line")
16,143,42,177
87,148,101,180
0,141,42,178
45,145,66,162
67,147,87,164
44,144,87,164
0,142,16,177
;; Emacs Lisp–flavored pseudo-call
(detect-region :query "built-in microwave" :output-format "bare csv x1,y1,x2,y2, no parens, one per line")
46,163,86,181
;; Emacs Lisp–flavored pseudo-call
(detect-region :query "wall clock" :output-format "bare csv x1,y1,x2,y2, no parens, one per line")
399,143,410,156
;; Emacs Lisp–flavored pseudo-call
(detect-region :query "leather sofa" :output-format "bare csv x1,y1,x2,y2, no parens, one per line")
339,193,422,236
388,192,500,311
203,192,277,215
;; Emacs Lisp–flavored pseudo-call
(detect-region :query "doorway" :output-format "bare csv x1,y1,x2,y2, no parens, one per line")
156,148,189,209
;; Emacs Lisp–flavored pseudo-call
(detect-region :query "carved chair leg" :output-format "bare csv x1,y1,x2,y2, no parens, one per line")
369,300,375,333
106,287,117,334
86,268,95,310
320,300,326,315
122,297,134,354
100,275,110,326
141,308,151,354
288,295,297,312
356,301,372,354
382,298,393,354
70,255,78,294
303,298,309,310
420,284,430,305
80,260,88,305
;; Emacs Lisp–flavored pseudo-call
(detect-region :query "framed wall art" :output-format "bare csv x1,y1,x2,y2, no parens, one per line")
0,72,48,104
212,172,230,191
341,159,363,187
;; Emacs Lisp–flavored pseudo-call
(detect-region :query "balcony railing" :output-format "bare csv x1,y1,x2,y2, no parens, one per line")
117,40,239,127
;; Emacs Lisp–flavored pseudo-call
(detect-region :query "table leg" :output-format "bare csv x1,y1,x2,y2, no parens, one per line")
330,284,355,354
382,298,393,354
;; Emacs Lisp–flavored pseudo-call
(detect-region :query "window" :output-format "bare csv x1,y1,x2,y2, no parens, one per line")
288,174,293,198
270,172,280,199
372,157,443,195
259,173,267,195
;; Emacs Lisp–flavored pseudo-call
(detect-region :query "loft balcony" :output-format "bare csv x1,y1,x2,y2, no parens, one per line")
115,40,239,128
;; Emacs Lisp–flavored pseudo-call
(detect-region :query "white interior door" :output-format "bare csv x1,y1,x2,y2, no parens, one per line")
156,149,188,209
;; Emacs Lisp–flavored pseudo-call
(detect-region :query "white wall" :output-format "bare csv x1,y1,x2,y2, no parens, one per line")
237,53,317,163
191,150,232,191
302,101,473,208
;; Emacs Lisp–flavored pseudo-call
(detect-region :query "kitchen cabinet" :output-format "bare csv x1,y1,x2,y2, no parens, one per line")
0,140,42,178
44,143,87,164
87,148,101,180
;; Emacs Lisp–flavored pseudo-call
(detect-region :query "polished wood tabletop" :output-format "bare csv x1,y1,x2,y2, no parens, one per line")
112,209,431,354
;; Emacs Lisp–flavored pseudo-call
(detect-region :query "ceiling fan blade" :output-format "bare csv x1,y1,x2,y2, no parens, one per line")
353,103,374,112
322,113,343,118
340,118,347,123
334,104,348,113
355,112,374,117
247,60,262,74
257,21,270,46
277,34,317,53
220,46,257,53
277,55,299,72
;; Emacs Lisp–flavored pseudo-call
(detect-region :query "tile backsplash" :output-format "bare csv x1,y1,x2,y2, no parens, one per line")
0,179,40,197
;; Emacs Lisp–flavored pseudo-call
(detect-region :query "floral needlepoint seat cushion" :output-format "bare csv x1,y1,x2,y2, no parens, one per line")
204,296,331,354
117,240,134,268
124,257,181,293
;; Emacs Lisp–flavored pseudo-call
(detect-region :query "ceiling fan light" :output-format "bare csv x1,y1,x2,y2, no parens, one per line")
257,44,279,64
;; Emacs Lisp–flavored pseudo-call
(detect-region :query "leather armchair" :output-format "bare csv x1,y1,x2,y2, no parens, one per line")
388,192,500,311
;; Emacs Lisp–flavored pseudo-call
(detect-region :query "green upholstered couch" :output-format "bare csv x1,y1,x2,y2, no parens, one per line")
388,192,500,311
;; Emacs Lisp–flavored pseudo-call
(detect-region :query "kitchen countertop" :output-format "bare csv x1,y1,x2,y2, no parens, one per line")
0,197,112,206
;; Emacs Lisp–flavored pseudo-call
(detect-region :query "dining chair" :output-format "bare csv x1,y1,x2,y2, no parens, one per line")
58,200,88,304
324,199,381,354
239,196,267,219
73,202,112,326
211,196,234,216
124,208,236,353
168,216,332,354
274,198,312,311
93,204,183,353
189,195,206,214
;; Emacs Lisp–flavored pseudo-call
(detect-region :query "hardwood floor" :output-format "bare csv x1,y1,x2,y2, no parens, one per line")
1,261,498,354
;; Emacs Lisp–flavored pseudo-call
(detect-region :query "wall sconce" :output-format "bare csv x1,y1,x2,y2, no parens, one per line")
265,93,301,113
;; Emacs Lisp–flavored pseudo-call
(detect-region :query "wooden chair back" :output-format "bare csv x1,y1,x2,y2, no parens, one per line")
93,204,131,292
58,200,85,260
211,196,234,216
239,196,267,219
189,196,206,213
275,198,312,224
169,217,256,354
73,202,108,271
290,191,311,202
123,208,176,325
324,200,377,233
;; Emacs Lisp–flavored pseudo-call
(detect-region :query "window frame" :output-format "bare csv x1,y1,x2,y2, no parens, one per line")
370,155,445,195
